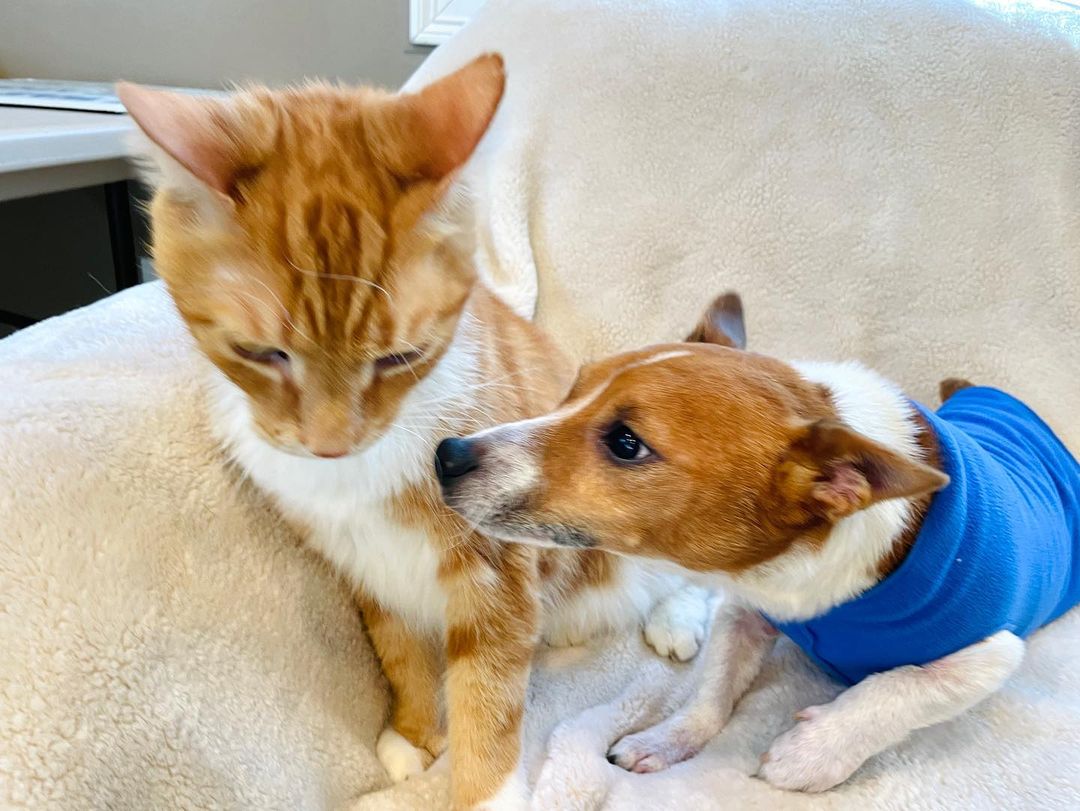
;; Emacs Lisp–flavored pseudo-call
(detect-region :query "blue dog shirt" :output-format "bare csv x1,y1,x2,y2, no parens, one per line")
770,387,1080,686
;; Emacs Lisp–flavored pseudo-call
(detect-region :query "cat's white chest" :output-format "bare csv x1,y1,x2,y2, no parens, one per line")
244,453,449,633
208,370,450,633
305,508,448,632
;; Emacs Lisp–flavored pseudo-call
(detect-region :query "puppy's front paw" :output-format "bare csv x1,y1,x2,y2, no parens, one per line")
376,727,433,783
543,625,591,648
608,710,719,774
608,730,681,774
757,706,865,793
644,585,710,662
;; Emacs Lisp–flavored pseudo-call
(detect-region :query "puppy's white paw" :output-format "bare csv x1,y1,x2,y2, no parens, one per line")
608,730,679,774
757,705,865,793
543,625,591,648
376,727,433,783
644,585,710,662
608,709,719,774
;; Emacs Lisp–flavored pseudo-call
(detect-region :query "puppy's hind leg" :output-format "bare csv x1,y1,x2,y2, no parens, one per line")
533,656,693,811
759,631,1025,793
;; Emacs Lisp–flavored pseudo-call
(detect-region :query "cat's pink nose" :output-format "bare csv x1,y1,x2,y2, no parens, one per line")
301,408,353,459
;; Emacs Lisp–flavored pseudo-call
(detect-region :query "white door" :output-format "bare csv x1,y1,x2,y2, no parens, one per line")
410,0,488,46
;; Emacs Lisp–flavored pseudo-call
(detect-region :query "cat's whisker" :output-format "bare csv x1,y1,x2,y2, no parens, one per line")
389,422,431,443
398,339,425,381
231,290,311,344
441,521,480,553
290,261,394,304
232,281,315,345
406,368,546,411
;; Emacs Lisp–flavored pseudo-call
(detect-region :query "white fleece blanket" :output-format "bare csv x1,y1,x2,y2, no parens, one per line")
400,1,1080,808
3,1,1080,809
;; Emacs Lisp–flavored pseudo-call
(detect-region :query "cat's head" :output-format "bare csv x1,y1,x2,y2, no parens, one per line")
120,55,504,458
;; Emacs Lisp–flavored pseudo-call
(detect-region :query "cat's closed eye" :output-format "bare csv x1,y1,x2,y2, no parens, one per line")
232,342,290,367
375,349,425,373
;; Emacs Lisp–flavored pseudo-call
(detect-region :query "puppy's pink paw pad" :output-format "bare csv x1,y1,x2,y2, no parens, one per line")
793,705,823,722
608,735,671,774
630,754,668,774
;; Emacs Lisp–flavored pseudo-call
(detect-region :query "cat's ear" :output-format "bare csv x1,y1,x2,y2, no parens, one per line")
371,53,506,182
117,82,251,199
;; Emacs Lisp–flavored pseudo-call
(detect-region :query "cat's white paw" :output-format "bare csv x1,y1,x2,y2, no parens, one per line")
376,728,433,783
644,585,710,662
757,705,865,793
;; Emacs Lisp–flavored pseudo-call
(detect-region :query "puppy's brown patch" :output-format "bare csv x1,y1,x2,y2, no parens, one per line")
940,377,975,403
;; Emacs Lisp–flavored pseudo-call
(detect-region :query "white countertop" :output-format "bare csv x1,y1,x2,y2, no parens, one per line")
0,106,135,174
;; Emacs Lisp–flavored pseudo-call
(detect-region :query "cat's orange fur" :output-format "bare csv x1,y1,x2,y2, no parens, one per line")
117,58,693,809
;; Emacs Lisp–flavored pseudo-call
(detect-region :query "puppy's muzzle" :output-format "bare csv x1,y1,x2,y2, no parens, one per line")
435,437,481,487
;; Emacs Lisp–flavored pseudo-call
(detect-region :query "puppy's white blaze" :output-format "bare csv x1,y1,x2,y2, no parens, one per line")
549,348,694,424
619,348,694,370
468,348,695,445
729,360,925,621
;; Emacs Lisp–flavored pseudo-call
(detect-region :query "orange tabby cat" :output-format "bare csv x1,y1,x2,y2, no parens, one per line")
118,57,708,809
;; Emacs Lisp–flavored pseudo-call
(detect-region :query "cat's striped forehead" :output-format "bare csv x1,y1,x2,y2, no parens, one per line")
212,96,452,352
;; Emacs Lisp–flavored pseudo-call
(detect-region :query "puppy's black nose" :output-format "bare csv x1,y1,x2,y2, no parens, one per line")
435,437,480,485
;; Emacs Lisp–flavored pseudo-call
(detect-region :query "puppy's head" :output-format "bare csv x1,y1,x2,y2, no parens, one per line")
437,293,947,574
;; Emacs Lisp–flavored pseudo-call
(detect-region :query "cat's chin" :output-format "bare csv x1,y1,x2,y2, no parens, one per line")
251,430,383,461
254,438,358,461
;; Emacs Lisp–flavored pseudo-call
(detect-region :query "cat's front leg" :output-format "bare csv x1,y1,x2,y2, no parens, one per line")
759,631,1025,792
610,605,776,772
442,542,539,811
357,592,445,782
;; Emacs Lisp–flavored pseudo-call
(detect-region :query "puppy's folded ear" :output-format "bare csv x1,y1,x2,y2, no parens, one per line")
775,419,949,523
687,291,746,349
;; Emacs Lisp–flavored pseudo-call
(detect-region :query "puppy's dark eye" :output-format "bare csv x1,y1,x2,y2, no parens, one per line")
603,422,653,463
375,349,424,372
232,343,289,366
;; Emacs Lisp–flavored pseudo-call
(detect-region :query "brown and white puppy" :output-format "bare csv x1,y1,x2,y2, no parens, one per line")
437,293,1037,793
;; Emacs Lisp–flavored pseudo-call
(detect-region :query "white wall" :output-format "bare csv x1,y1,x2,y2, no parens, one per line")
0,0,429,90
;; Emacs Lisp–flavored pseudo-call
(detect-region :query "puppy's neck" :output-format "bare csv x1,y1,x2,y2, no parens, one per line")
728,361,932,622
